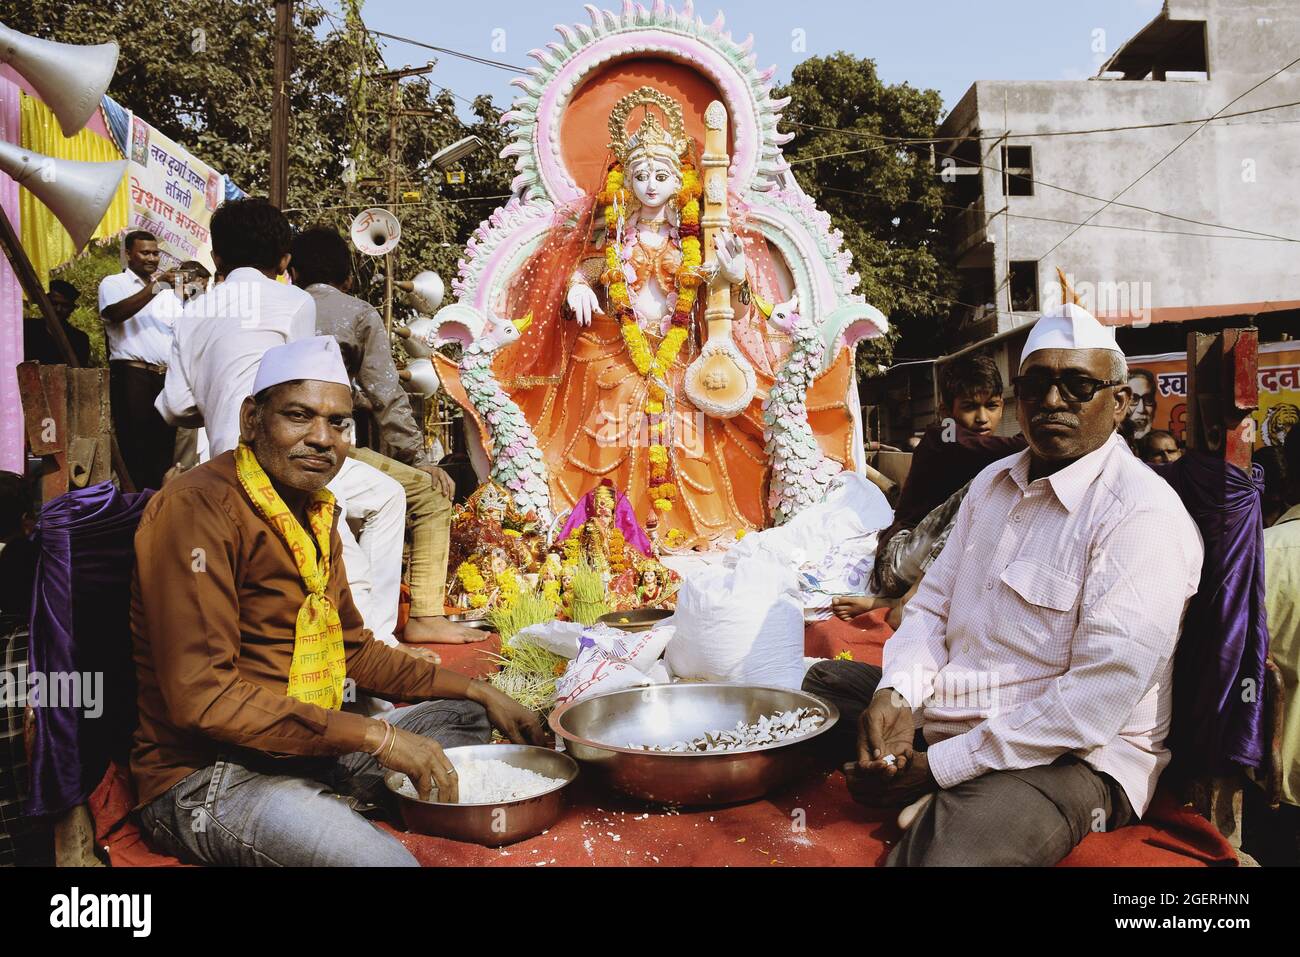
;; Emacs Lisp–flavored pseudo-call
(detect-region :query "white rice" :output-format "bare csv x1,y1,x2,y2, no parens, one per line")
394,757,564,804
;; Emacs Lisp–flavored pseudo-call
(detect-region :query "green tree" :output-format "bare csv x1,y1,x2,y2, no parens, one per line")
775,53,958,373
2,0,512,329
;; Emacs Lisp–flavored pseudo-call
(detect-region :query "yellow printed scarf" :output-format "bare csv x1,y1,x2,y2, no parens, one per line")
234,443,347,710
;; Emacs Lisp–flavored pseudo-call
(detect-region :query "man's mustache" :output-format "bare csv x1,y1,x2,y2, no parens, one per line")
1031,413,1078,428
290,448,337,464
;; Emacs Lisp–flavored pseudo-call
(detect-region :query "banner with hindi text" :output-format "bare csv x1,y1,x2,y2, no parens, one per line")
126,114,221,271
1124,341,1300,451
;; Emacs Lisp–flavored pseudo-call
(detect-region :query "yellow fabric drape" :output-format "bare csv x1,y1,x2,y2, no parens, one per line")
18,92,129,287
233,443,348,710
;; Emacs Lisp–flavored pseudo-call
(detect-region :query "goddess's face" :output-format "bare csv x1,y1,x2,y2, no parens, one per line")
628,156,681,210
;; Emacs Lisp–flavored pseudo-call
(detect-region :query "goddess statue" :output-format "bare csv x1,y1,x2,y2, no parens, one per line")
433,4,887,546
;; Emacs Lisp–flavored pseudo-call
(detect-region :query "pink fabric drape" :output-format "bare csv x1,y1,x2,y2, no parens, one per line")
0,72,23,473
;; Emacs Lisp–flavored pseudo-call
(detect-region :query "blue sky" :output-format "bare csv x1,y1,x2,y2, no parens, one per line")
351,0,1165,118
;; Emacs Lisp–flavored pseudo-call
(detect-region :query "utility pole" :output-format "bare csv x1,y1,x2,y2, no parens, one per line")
359,63,433,332
269,0,293,209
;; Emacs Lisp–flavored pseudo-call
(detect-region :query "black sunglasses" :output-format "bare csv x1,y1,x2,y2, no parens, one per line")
1012,372,1124,404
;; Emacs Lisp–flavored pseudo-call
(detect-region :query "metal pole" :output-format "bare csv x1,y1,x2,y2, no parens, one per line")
269,0,293,208
384,73,399,334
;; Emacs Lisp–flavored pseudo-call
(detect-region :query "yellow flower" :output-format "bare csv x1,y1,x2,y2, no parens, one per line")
679,165,700,198
646,400,663,415
680,199,700,224
621,320,653,375
681,236,702,264
456,561,485,593
648,445,668,466
834,649,854,661
653,498,673,513
657,327,688,367
469,594,488,609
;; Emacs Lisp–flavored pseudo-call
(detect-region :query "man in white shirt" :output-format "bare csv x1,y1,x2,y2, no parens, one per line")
803,302,1204,866
97,230,186,490
155,198,409,650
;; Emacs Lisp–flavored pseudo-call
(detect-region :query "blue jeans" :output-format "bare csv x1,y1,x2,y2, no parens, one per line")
138,699,491,866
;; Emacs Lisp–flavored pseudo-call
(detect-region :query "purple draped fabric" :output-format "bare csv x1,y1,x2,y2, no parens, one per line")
557,485,654,558
1152,450,1269,775
24,481,153,817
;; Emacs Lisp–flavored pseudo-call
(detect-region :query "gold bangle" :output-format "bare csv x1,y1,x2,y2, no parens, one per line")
383,726,398,765
368,720,391,757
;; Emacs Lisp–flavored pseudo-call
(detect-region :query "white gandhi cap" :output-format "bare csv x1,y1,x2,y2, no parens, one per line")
252,335,350,396
1019,302,1124,369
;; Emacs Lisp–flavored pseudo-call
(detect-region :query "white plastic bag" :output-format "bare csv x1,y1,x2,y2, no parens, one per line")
578,622,675,674
725,472,892,570
725,473,891,618
551,623,677,705
665,553,806,689
511,620,586,659
554,647,650,705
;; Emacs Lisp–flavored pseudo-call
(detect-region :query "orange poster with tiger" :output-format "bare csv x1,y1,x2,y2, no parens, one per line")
1124,341,1300,450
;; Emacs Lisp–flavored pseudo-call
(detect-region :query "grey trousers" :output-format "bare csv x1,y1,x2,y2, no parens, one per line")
802,660,1135,866
138,698,491,867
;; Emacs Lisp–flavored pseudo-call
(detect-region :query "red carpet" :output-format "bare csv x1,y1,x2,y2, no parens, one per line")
90,613,1236,867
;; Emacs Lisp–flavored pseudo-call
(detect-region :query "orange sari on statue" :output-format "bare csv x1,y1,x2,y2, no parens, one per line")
435,198,860,546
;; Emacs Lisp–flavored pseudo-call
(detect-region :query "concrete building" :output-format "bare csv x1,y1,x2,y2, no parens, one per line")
864,0,1300,445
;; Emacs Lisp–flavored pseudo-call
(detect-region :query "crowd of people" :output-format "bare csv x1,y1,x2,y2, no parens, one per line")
3,197,1298,868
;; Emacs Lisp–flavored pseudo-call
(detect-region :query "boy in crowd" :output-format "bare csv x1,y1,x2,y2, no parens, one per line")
833,352,1026,621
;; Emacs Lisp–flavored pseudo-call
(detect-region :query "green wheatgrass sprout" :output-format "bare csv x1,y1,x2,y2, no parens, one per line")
485,591,566,713
487,592,557,643
485,639,567,712
569,559,610,626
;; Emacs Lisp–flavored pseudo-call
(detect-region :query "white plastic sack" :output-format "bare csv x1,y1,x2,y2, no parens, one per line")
551,623,677,705
554,648,650,705
665,554,806,689
796,530,880,620
725,472,892,570
578,622,675,674
725,472,892,619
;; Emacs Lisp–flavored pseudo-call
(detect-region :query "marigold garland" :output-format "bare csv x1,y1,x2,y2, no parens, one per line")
599,158,704,514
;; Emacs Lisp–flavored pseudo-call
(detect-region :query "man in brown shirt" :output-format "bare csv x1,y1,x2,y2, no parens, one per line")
131,336,544,866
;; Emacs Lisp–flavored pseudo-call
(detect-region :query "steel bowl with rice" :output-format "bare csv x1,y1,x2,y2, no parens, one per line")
384,743,578,846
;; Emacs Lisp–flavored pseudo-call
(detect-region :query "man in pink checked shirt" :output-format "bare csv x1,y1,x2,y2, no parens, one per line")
803,301,1203,866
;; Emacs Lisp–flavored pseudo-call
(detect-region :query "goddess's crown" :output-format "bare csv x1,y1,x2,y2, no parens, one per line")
608,86,689,167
